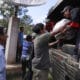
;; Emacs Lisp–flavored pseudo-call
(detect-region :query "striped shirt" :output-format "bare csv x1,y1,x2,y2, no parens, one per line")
21,40,33,60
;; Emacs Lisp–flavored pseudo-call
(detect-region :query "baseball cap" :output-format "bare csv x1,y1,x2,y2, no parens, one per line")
61,6,72,13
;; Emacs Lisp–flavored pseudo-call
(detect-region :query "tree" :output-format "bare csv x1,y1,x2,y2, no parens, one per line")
19,15,33,34
0,1,33,27
20,15,33,25
0,19,8,27
0,0,15,27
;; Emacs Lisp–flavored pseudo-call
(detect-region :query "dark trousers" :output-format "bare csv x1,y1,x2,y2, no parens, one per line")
22,59,33,80
16,46,22,63
74,28,80,62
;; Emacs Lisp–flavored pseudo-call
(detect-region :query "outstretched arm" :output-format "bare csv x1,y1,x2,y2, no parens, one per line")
49,40,59,47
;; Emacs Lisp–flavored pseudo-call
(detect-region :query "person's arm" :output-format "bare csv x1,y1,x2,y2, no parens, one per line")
17,32,22,48
29,43,34,60
49,40,59,47
60,25,71,34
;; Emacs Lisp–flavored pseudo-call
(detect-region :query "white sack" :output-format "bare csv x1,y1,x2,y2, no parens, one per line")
52,19,71,33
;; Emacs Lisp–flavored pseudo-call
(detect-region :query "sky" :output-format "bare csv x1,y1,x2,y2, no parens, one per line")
27,0,57,24
0,0,57,24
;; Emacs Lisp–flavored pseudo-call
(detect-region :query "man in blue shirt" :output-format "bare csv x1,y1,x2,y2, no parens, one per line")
16,27,24,63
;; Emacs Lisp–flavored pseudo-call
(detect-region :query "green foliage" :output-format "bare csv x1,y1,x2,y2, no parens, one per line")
0,19,8,27
0,3,15,17
19,15,33,35
0,2,33,31
19,23,32,35
24,25,32,34
20,15,33,25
